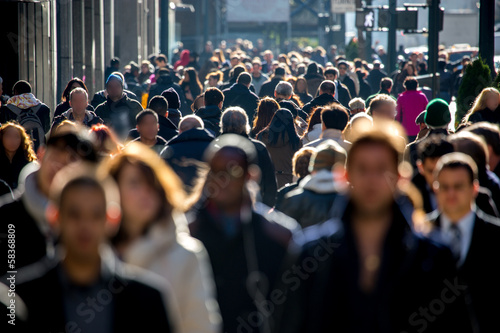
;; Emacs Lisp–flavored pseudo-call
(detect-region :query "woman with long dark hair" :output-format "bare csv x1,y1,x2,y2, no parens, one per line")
302,106,324,144
257,108,303,188
105,142,221,333
0,122,37,195
54,78,93,117
251,97,279,138
180,67,203,108
295,77,313,105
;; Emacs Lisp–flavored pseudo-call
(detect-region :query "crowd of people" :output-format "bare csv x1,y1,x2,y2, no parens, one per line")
1,39,500,332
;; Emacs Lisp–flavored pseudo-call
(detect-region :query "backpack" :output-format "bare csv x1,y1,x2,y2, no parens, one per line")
6,104,45,148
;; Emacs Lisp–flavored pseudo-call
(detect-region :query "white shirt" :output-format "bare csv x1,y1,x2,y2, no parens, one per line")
441,208,476,267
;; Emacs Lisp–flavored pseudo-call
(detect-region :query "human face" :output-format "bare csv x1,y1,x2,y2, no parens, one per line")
206,150,247,210
58,185,107,260
117,163,162,232
347,144,398,216
208,77,218,87
338,64,348,76
69,92,88,115
434,168,477,220
418,157,439,187
252,64,261,74
2,127,22,153
38,146,81,197
372,102,396,121
296,79,307,93
325,73,336,81
230,58,239,67
486,93,499,111
106,79,123,101
141,64,149,74
137,114,159,142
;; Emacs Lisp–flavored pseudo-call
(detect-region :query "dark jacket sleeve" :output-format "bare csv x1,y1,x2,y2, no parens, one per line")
37,104,51,133
257,144,278,207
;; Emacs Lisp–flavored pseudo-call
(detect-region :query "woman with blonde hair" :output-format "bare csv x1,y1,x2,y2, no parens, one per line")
104,142,221,333
0,122,37,195
465,87,500,125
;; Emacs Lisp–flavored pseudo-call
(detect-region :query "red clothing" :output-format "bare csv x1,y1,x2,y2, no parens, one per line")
396,90,429,136
174,50,190,70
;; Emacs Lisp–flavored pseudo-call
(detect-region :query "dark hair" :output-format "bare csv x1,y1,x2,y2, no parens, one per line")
319,80,335,95
380,78,393,90
237,72,252,86
403,76,419,91
47,130,98,163
136,109,159,125
231,65,246,80
110,57,120,66
321,105,349,131
148,96,168,115
161,88,180,109
59,177,105,209
448,132,488,172
465,122,500,155
295,77,309,94
261,108,301,150
434,152,478,184
61,78,88,102
13,80,32,95
156,54,167,63
416,134,454,162
337,61,349,69
324,68,338,77
347,130,401,171
293,147,315,178
305,107,324,136
204,87,224,106
252,97,279,137
180,67,203,101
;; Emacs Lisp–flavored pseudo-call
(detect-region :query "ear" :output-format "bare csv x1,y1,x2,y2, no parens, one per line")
37,145,46,161
165,111,169,118
105,202,122,237
69,100,73,108
472,179,480,199
45,203,60,234
416,160,424,175
247,165,261,183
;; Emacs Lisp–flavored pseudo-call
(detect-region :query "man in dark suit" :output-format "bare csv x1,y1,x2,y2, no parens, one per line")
302,80,342,115
275,125,473,333
426,152,500,332
7,164,173,332
222,72,259,123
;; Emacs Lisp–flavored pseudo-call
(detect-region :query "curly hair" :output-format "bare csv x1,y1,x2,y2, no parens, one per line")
0,122,37,162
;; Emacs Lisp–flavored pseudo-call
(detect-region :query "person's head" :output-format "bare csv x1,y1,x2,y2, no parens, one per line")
404,61,417,76
337,61,349,76
203,135,258,210
266,108,301,150
207,71,223,87
293,147,315,178
274,81,293,100
61,78,88,102
135,109,159,141
105,73,124,101
253,97,280,135
263,50,273,63
424,98,451,129
416,134,454,187
368,94,397,120
324,67,338,81
465,122,500,168
295,77,309,94
48,164,121,260
448,131,489,173
191,93,205,113
252,58,262,74
204,87,224,108
319,80,335,97
12,80,32,96
0,122,37,162
110,57,120,69
349,98,366,115
237,72,252,88
89,124,123,158
304,107,324,135
38,128,98,197
105,143,185,242
221,107,251,135
161,88,181,110
433,152,479,221
380,77,393,93
467,88,500,120
155,54,168,68
346,126,404,216
230,53,240,67
69,88,89,114
309,141,347,173
148,96,169,118
273,66,286,79
403,76,418,91
321,105,349,132
178,115,204,133
141,60,152,74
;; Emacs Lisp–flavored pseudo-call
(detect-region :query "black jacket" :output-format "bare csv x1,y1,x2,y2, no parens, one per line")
223,83,259,123
161,128,214,192
404,128,450,171
8,250,172,332
196,105,222,137
339,74,356,98
90,89,139,109
0,152,30,193
468,107,500,125
189,203,295,333
51,109,103,131
128,115,178,142
259,78,283,98
148,75,190,115
336,80,353,109
53,101,94,118
275,178,304,210
276,200,473,333
94,94,143,138
302,93,341,115
366,68,387,95
426,210,500,332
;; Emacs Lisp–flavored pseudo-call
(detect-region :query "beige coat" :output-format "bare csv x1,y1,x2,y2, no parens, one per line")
124,213,221,333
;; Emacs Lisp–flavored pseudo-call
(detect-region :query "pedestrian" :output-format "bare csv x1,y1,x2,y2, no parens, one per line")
196,87,224,136
259,66,285,98
464,87,500,125
222,72,259,122
302,80,341,115
396,76,429,142
180,67,203,109
250,97,280,138
53,78,94,118
295,76,313,105
305,104,351,151
161,88,183,127
128,109,167,154
51,88,103,131
301,106,324,145
348,97,366,115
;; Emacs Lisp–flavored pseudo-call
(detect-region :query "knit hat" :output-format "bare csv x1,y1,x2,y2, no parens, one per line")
161,88,180,109
309,140,347,173
424,98,451,128
106,73,124,87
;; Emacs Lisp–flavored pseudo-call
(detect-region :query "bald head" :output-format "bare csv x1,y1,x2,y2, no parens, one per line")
179,115,204,133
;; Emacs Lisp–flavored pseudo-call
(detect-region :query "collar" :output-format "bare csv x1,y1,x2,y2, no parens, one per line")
440,208,476,237
63,108,93,123
320,128,343,139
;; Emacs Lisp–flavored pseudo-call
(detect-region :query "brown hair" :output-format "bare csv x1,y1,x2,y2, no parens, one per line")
293,147,315,178
251,97,280,137
0,122,37,162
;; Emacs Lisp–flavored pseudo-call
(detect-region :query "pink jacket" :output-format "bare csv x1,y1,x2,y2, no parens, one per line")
396,90,429,136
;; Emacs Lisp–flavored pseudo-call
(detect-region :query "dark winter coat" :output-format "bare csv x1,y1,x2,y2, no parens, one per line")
53,100,94,118
94,94,143,138
196,105,222,137
302,93,341,115
128,115,178,142
222,83,260,123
